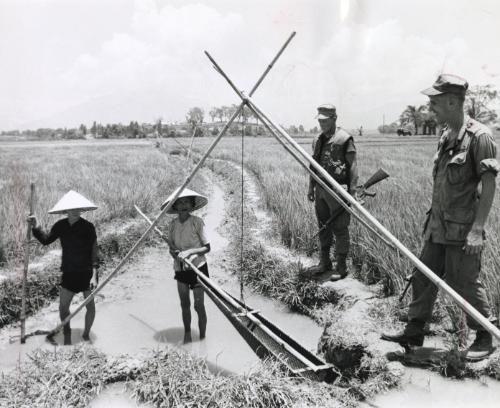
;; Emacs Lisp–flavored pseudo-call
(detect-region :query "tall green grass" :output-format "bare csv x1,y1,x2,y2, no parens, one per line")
0,144,205,267
202,136,500,319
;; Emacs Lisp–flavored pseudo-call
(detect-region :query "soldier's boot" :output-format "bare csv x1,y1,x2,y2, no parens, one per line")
63,325,72,346
335,254,348,279
302,251,333,277
466,330,495,361
381,320,425,348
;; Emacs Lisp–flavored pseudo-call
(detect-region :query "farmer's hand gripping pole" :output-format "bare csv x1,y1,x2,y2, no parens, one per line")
204,52,500,342
41,32,296,341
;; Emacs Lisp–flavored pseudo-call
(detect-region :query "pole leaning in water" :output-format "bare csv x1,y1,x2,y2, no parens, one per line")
42,32,297,340
204,51,500,342
20,183,35,343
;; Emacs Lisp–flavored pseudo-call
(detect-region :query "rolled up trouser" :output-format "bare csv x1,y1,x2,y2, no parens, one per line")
314,185,350,256
408,240,491,331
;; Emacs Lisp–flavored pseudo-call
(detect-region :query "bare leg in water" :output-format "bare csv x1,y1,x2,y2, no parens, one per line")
193,285,207,339
82,288,96,341
177,281,192,343
59,287,75,345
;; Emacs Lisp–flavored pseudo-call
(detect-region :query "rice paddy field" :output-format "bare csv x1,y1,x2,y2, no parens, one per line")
1,132,500,406
2,133,499,320
201,132,500,319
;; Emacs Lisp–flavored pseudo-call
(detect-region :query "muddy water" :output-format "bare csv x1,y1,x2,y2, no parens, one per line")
0,175,322,403
365,367,500,408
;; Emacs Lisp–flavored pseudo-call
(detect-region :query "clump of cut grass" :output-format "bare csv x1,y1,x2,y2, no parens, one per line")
0,346,110,407
238,241,339,315
131,349,349,408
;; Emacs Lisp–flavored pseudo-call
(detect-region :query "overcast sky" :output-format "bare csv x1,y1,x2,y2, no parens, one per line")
1,0,499,131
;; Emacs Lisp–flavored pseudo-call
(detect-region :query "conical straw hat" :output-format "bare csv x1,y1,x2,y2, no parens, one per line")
161,187,208,214
48,190,98,214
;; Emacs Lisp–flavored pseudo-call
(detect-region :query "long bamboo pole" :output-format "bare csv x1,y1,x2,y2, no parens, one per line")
205,53,500,341
20,183,35,343
42,32,297,339
134,206,327,372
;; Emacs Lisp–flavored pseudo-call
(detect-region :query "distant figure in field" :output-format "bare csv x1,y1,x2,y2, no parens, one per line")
162,188,210,344
358,126,363,136
29,190,99,345
304,104,359,280
382,74,499,360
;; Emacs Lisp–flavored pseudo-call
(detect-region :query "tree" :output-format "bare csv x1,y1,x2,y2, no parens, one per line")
209,107,218,123
186,107,205,130
216,107,224,122
378,122,398,134
298,124,304,134
91,121,97,137
399,105,426,135
465,84,498,124
79,124,87,136
154,118,163,136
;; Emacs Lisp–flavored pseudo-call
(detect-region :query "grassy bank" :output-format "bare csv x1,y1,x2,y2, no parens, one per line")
0,345,352,408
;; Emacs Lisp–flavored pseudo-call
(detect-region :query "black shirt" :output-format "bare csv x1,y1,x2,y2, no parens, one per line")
33,217,97,292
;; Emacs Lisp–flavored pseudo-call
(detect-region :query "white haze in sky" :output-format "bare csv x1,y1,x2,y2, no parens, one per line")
0,0,499,131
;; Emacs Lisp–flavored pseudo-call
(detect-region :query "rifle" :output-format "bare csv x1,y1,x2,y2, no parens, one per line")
312,168,389,239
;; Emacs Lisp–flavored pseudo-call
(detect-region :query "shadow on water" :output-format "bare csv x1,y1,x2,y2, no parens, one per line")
48,327,95,346
128,313,233,377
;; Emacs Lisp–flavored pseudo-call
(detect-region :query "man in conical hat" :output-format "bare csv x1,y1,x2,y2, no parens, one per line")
28,190,99,345
162,187,211,343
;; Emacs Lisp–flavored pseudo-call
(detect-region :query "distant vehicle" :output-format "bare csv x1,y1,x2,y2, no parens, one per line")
397,127,412,136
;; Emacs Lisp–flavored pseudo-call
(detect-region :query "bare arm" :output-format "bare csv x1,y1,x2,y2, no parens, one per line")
30,217,59,245
464,172,496,254
178,244,211,260
345,151,359,194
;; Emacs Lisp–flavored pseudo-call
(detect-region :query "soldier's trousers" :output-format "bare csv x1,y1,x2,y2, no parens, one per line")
408,240,491,331
314,185,350,256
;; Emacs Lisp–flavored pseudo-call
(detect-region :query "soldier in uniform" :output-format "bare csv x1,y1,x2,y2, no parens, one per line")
305,104,358,280
382,74,499,360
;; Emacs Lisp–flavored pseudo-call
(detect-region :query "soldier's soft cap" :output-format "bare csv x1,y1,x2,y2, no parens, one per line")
316,104,337,119
421,74,468,96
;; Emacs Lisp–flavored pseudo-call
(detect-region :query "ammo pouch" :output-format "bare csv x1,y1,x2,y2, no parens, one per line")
443,207,474,242
446,151,468,185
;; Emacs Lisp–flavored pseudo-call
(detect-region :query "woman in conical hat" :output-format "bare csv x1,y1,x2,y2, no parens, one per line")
28,190,99,345
163,187,210,344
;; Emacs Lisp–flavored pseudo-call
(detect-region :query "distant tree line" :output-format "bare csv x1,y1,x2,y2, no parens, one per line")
1,106,317,140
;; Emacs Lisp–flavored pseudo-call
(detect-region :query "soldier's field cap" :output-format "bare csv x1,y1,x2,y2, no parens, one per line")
421,74,468,96
316,104,337,119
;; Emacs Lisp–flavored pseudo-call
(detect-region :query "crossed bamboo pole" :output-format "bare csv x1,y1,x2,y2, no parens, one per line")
204,51,500,342
39,32,297,340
